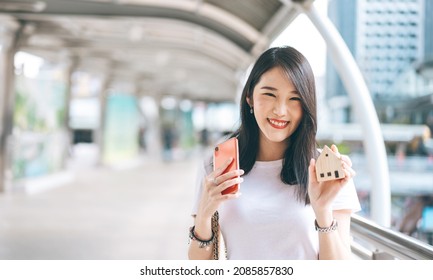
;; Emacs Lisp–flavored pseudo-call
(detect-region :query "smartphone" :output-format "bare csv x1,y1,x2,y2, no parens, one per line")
213,137,240,195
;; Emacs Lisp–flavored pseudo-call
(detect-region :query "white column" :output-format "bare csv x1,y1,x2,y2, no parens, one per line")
62,56,78,168
96,72,113,166
0,17,20,192
298,3,391,226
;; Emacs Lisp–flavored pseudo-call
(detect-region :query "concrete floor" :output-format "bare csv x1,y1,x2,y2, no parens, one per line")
0,149,198,260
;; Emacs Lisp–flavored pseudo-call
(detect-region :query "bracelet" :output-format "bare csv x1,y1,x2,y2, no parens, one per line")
189,226,215,248
315,219,338,233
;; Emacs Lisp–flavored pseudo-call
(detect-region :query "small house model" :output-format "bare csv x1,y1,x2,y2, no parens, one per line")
315,145,345,182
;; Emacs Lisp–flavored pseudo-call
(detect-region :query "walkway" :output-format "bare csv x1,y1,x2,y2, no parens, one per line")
0,147,200,259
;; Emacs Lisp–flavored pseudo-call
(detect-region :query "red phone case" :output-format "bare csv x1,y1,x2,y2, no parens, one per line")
213,138,240,195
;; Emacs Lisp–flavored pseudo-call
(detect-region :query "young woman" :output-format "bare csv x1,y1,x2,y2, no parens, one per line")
188,46,361,260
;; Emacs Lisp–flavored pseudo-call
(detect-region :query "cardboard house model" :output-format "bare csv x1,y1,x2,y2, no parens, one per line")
315,145,345,182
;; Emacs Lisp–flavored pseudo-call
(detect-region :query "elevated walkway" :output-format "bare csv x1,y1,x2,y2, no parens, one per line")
0,149,197,259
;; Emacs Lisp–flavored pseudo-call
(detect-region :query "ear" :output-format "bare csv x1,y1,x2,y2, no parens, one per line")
246,96,253,107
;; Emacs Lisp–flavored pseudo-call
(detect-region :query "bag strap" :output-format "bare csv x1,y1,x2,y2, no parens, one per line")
211,211,228,260
211,211,219,260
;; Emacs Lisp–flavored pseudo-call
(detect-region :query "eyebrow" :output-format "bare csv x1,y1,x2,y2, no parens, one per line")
260,86,277,91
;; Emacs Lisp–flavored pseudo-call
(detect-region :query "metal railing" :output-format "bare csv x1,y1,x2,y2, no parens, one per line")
350,214,433,260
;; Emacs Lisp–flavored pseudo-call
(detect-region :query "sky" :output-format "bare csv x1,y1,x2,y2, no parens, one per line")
271,0,328,77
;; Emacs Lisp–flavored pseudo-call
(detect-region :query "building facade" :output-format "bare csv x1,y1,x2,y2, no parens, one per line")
326,0,432,125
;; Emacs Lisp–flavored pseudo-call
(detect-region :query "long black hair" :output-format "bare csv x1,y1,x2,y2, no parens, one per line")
231,46,318,204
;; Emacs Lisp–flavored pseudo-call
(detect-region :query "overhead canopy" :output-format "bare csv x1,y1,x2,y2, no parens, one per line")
0,0,308,101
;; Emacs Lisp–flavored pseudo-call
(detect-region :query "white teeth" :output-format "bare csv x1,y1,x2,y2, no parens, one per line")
269,119,288,127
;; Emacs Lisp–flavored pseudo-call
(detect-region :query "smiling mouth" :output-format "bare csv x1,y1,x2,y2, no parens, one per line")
268,118,289,129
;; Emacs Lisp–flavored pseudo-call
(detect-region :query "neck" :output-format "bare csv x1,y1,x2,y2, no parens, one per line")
256,135,289,161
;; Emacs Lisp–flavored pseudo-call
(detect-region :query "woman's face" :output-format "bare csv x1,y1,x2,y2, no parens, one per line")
247,67,303,145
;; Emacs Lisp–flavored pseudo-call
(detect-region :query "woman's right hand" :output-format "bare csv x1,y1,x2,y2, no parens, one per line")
189,158,243,259
196,157,244,222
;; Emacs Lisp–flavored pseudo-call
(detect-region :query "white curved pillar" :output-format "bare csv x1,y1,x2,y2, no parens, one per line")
0,17,20,192
297,3,391,227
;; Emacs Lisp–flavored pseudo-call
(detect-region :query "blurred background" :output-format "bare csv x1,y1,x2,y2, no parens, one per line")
0,0,432,259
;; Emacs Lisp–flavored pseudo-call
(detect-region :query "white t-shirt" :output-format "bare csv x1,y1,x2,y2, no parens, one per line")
191,158,361,260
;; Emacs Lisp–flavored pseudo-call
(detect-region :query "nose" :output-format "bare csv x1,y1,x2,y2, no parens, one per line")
273,99,287,116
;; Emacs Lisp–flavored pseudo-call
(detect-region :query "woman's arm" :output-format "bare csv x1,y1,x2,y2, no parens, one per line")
188,158,243,260
316,209,353,259
188,216,214,260
308,145,357,260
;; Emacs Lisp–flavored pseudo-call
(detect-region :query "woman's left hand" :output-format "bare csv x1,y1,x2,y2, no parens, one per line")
308,144,356,215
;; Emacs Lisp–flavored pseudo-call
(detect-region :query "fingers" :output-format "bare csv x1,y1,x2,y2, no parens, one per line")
199,159,243,218
340,155,352,167
207,156,243,189
330,144,355,179
213,157,234,177
342,161,356,178
330,144,340,158
308,158,318,184
204,167,244,198
219,192,242,201
214,176,243,195
330,144,353,169
213,169,244,186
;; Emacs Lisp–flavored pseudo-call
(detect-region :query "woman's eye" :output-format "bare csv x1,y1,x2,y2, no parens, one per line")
264,93,275,97
290,97,301,101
